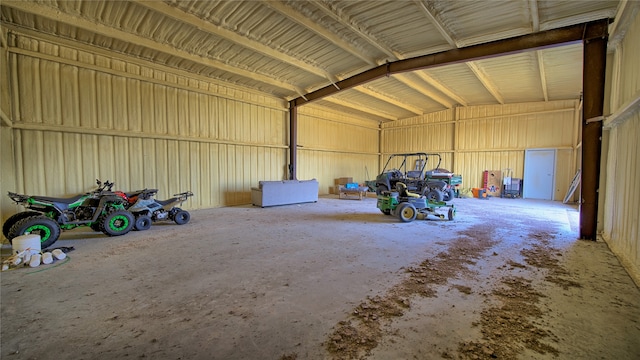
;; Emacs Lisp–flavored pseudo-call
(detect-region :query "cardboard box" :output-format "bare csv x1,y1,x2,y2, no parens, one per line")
483,170,502,197
337,177,353,185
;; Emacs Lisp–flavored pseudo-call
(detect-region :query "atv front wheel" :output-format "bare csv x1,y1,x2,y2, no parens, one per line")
9,215,61,249
134,215,152,231
100,210,134,236
173,210,190,225
3,211,41,239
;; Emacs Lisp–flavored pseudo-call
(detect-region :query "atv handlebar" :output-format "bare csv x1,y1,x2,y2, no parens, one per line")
173,191,194,198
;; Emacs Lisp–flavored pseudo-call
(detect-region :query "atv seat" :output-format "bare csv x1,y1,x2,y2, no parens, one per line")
395,182,420,198
31,194,86,204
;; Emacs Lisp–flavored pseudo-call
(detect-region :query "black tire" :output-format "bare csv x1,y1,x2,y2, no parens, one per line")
134,215,152,231
443,188,456,202
8,215,61,249
379,208,391,215
448,207,456,221
100,210,134,236
3,211,41,239
425,189,444,202
375,185,388,196
173,210,190,225
397,203,417,223
90,222,103,232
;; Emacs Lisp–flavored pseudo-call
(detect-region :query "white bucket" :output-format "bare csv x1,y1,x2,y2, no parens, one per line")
12,234,42,255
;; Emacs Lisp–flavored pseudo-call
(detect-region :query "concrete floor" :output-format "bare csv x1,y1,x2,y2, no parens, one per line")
1,196,639,360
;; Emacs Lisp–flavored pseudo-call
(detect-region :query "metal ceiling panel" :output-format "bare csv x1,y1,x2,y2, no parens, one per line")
541,44,584,100
325,0,452,55
474,52,545,103
0,0,623,123
367,75,450,113
421,64,498,105
427,0,532,46
538,0,619,29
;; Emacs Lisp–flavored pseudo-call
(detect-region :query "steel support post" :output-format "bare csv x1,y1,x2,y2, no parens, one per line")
289,101,298,180
580,21,609,240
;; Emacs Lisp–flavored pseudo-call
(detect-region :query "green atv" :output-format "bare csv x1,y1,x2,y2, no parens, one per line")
377,183,456,223
3,180,134,249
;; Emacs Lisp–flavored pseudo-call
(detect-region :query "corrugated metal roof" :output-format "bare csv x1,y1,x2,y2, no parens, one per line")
0,0,625,123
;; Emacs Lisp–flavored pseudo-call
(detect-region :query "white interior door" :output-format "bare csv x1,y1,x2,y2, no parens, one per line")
523,149,556,200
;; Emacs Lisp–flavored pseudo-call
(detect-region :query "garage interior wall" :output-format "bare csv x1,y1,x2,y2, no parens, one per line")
0,12,638,285
380,100,580,202
296,105,379,194
0,31,291,219
602,11,640,284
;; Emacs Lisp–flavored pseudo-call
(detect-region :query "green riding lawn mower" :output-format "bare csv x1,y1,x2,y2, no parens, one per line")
377,182,456,223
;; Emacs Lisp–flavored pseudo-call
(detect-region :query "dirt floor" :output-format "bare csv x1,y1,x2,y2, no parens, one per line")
1,195,640,360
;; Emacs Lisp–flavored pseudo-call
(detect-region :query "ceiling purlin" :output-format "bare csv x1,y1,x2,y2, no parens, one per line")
359,86,423,115
537,51,549,101
264,1,376,66
313,0,456,111
415,0,504,104
540,9,616,31
324,97,397,121
412,0,467,106
311,0,426,115
133,0,334,84
528,0,540,31
530,0,548,101
467,62,505,104
2,1,305,95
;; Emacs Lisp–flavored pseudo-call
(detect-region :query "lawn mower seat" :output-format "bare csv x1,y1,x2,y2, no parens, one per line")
396,182,420,198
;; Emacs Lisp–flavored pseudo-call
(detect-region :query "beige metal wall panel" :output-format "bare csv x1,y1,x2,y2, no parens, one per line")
1,32,289,213
298,150,379,195
554,149,575,202
380,110,456,180
382,109,452,128
381,101,579,197
382,123,454,154
602,11,640,285
456,102,576,150
0,127,17,224
297,105,379,193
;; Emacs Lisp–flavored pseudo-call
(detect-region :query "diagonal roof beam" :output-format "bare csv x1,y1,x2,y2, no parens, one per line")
133,0,339,83
358,86,423,115
291,19,610,107
537,51,549,101
467,62,504,104
413,0,469,105
314,0,459,109
2,0,305,95
264,1,376,66
528,0,540,31
417,0,502,104
530,0,548,101
324,98,397,121
415,0,458,47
